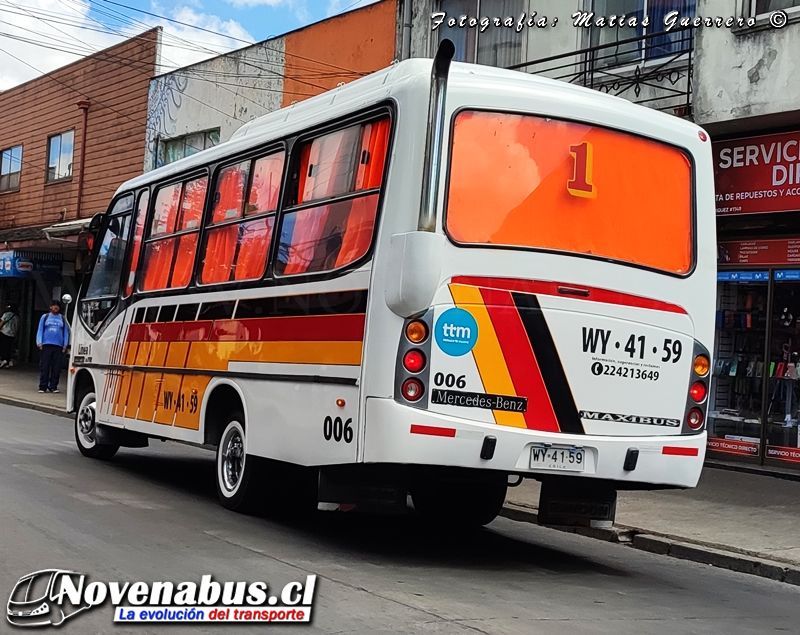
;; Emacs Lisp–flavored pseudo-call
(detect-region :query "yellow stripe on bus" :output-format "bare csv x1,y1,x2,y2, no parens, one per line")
449,284,527,429
185,341,364,370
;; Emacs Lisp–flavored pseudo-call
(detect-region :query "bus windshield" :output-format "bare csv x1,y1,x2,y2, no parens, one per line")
445,110,693,275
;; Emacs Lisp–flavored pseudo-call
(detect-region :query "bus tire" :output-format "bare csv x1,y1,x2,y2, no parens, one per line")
215,413,263,513
411,476,507,527
75,390,119,460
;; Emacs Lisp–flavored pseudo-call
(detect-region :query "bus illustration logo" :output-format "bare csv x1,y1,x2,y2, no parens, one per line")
7,570,90,627
435,308,478,356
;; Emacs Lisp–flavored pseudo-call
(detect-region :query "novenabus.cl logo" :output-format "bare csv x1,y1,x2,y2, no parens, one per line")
7,570,90,627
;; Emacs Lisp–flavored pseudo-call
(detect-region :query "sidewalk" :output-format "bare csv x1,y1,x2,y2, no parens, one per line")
1,371,800,580
0,365,68,417
506,466,800,576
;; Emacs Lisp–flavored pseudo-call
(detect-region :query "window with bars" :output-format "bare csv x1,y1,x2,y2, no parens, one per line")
590,0,695,68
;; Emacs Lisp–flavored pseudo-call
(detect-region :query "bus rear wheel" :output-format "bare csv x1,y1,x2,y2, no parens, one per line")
215,413,264,513
411,474,507,527
74,390,119,460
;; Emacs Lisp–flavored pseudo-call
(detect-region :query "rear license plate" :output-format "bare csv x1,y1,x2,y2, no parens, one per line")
530,445,585,471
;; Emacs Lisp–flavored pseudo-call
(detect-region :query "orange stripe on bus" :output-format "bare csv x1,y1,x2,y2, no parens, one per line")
449,284,527,429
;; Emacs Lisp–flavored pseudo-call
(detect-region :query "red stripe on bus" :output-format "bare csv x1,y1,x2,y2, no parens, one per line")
410,424,456,437
479,287,560,433
453,276,687,315
126,314,366,343
662,446,699,456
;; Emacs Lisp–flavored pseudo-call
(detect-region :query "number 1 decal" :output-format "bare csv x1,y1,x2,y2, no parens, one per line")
568,141,596,199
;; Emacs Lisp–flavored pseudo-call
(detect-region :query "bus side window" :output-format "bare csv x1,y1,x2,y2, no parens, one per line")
199,151,284,285
140,176,208,292
277,116,389,276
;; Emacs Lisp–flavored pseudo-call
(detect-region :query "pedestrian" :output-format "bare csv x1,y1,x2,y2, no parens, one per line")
36,300,70,393
0,303,19,368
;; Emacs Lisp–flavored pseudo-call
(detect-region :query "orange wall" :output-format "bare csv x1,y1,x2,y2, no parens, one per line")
282,0,397,107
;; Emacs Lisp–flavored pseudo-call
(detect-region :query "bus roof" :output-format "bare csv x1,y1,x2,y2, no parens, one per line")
118,57,702,195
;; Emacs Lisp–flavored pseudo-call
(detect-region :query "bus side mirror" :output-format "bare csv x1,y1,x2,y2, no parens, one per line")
75,212,104,274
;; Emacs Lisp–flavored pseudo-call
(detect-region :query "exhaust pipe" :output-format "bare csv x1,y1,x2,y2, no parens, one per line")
418,38,455,232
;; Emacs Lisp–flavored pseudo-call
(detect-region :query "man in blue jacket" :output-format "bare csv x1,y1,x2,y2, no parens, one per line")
36,300,70,393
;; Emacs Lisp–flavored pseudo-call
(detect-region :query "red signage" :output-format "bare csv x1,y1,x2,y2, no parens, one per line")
766,446,800,463
718,238,800,265
714,131,800,215
707,438,759,456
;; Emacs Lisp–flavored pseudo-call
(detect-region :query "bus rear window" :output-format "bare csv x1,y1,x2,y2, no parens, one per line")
445,111,693,275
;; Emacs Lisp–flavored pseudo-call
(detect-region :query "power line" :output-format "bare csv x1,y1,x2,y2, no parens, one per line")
92,0,367,76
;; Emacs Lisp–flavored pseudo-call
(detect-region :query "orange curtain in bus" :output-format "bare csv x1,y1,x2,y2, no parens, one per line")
282,205,329,275
141,185,180,291
202,167,246,284
141,240,172,291
355,118,389,190
248,152,284,215
234,216,274,281
170,178,207,288
334,194,378,268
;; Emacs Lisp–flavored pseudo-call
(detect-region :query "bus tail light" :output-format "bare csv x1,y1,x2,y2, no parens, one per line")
686,408,704,430
401,379,424,402
689,381,707,403
405,320,428,344
403,350,426,373
693,354,710,377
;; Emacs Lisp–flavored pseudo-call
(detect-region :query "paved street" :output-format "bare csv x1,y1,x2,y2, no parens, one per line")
1,404,799,635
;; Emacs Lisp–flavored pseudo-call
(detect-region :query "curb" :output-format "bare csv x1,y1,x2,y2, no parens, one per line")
500,503,800,586
0,395,71,419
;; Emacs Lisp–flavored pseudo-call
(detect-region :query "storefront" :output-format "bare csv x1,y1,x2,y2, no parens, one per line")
710,129,800,469
0,250,64,363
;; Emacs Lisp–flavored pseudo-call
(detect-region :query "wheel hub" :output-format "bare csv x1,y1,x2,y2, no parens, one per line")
78,403,95,437
222,431,244,491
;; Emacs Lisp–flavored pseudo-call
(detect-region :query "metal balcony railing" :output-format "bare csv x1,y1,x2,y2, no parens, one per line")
507,29,694,118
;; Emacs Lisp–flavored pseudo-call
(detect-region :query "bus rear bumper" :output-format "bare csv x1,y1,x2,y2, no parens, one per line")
363,398,706,489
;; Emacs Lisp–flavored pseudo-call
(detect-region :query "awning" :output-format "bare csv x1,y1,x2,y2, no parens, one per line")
0,250,62,278
43,217,92,239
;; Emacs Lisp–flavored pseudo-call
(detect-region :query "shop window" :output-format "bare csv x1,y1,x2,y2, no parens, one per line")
0,145,22,192
123,190,149,298
708,275,768,459
140,176,208,291
277,117,389,276
766,277,800,462
199,151,285,285
47,130,74,182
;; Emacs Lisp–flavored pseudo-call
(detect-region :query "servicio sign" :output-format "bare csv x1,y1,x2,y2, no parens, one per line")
714,130,800,215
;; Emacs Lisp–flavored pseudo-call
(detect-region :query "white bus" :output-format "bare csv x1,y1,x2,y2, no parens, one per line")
68,41,715,527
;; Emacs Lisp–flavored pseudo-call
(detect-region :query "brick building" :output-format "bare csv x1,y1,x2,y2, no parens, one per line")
0,29,160,363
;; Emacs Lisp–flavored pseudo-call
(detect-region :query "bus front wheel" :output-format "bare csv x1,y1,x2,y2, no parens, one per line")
215,413,264,513
411,474,507,527
74,390,119,460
